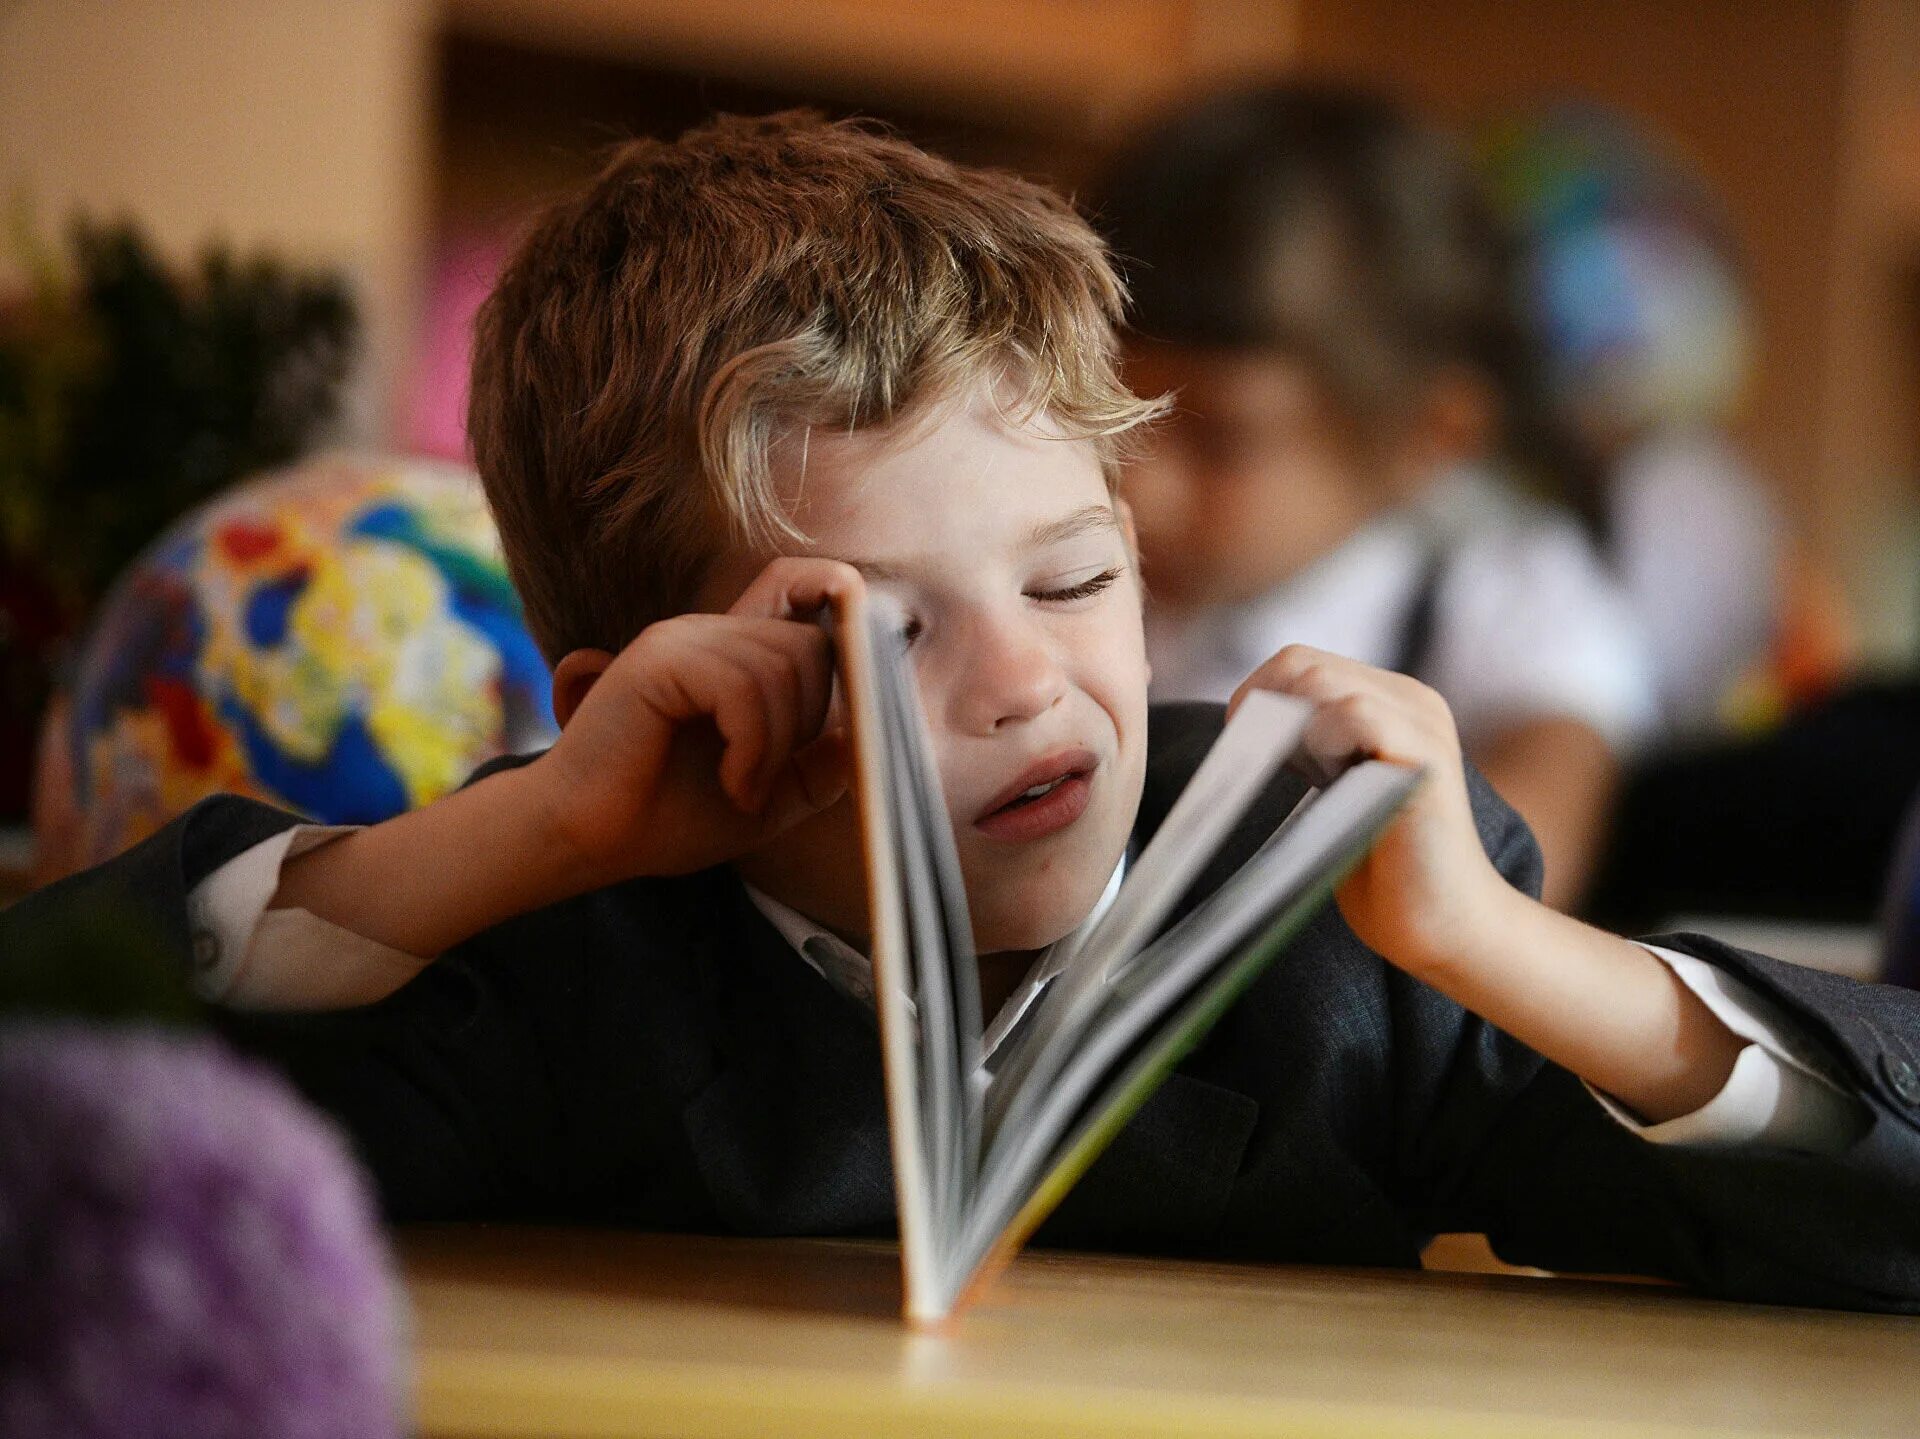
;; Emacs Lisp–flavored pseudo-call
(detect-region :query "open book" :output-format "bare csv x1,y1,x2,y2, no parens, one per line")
826,588,1422,1324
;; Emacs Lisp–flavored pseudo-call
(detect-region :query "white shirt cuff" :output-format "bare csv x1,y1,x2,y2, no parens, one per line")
1586,944,1870,1154
185,825,427,1010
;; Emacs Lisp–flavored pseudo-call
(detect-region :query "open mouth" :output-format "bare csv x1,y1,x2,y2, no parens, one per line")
974,750,1098,842
997,774,1075,810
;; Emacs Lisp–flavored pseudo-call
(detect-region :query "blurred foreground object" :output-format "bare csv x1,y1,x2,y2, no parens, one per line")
0,1022,402,1439
46,455,555,876
0,221,357,821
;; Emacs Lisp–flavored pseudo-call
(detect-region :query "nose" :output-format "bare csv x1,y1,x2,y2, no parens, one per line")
944,607,1068,736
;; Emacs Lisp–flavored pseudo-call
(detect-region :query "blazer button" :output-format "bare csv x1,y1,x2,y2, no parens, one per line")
1882,1053,1920,1106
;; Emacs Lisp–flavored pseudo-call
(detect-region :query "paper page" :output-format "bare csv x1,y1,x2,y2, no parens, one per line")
984,692,1312,1132
836,589,992,1318
957,761,1420,1291
876,623,983,1243
826,589,940,1322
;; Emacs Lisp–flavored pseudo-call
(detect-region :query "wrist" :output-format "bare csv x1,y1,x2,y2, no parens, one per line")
497,755,618,902
1390,860,1533,986
263,759,597,962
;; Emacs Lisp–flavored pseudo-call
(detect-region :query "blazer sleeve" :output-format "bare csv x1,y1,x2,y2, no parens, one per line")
211,933,574,1220
211,880,729,1227
0,794,309,985
0,792,561,1223
1389,780,1920,1310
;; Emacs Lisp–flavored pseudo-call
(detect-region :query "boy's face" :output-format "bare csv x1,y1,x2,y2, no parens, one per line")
702,391,1150,956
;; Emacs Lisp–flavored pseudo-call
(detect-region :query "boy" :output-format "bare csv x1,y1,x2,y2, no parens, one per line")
9,114,1918,1309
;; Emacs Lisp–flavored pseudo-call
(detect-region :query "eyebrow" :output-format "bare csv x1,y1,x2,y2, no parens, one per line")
842,505,1119,582
1023,504,1119,551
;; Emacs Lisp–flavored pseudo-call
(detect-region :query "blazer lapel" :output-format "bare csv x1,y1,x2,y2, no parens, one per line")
680,878,897,1235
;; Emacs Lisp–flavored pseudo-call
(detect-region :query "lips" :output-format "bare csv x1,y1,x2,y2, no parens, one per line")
972,748,1098,842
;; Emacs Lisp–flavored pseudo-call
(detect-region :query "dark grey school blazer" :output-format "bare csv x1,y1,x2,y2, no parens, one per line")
8,705,1920,1311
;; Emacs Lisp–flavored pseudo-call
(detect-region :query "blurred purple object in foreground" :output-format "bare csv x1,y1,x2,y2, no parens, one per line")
0,1024,402,1438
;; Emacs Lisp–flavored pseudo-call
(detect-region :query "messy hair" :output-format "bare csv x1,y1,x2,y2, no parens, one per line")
469,110,1164,660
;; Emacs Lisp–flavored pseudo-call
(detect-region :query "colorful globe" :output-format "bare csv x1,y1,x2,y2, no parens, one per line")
1478,104,1752,435
66,455,556,865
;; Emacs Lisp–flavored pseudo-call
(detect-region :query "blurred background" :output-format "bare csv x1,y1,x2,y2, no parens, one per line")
2,0,1919,950
4,0,1915,625
8,4,1920,1411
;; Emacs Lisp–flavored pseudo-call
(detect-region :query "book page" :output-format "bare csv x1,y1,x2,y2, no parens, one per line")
830,588,984,1320
983,691,1312,1132
875,616,983,1242
959,761,1421,1288
827,588,940,1321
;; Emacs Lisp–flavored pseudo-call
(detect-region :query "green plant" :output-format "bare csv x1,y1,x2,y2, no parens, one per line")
0,218,359,605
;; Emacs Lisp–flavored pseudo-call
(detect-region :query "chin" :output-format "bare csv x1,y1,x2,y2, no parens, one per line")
967,873,1107,955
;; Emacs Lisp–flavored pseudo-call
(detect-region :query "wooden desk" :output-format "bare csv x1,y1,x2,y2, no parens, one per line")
402,1227,1919,1439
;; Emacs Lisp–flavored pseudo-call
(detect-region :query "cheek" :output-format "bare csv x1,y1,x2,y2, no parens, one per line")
1079,617,1151,817
1076,600,1150,701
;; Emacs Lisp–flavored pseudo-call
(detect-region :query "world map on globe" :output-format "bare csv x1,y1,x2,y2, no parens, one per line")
67,456,556,864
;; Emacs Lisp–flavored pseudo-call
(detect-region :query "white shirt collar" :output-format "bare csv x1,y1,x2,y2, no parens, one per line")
742,855,1127,1061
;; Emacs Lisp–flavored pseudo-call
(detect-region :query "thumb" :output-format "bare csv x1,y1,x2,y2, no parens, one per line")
756,730,852,836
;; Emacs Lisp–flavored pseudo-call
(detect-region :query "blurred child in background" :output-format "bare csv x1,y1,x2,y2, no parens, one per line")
1480,103,1806,739
1477,106,1920,940
1097,83,1654,908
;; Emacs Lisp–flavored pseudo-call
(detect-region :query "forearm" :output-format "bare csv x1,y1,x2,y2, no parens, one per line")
1418,884,1747,1123
270,759,589,963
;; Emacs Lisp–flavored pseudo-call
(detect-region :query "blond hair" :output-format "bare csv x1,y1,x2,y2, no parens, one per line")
469,111,1163,659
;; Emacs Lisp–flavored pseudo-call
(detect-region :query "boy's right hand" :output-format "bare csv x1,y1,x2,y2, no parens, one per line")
530,558,864,887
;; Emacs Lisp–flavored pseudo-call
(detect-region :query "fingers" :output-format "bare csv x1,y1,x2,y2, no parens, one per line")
757,729,852,836
1234,645,1459,784
727,556,866,622
739,623,840,808
635,613,840,812
1233,643,1435,717
1296,691,1435,787
616,558,861,811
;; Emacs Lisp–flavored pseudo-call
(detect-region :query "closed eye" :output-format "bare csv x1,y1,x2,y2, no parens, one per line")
1030,566,1124,604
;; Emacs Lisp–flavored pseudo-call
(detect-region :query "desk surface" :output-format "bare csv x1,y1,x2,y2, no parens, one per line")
402,1227,1919,1439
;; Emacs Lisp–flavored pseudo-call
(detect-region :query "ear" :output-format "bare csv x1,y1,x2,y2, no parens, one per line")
550,648,617,728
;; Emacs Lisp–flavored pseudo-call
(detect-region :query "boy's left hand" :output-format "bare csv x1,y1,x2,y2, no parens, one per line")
1231,645,1510,978
1235,645,1752,1124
